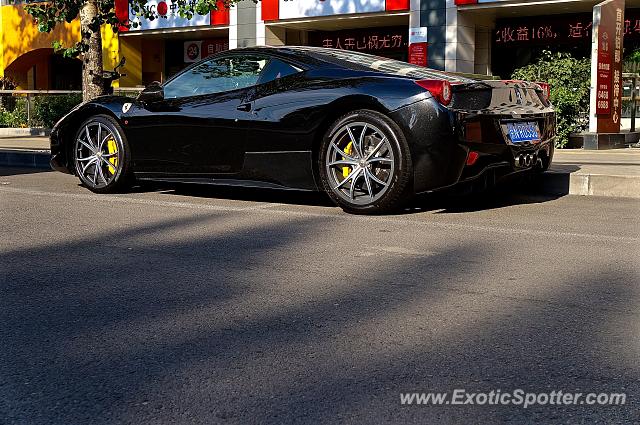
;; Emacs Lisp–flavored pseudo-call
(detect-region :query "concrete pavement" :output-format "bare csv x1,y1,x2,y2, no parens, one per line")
0,136,50,150
0,167,638,424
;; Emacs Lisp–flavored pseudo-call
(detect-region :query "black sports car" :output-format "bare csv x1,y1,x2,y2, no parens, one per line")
50,46,555,213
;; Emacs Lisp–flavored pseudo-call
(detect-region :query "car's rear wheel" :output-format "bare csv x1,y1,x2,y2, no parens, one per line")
73,115,132,193
319,109,412,214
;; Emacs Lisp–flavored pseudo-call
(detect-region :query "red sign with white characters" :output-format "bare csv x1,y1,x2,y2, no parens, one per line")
596,31,612,115
594,0,624,133
408,43,428,67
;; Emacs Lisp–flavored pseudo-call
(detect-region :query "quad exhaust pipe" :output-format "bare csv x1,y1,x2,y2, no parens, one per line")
516,153,536,168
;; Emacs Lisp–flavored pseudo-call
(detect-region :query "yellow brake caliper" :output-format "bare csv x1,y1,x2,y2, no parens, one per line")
342,142,353,178
106,139,118,174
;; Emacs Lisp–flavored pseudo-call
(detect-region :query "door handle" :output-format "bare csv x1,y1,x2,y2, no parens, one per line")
237,102,251,112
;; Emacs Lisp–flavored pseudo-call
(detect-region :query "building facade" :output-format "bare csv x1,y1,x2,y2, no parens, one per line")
2,0,640,89
0,1,120,89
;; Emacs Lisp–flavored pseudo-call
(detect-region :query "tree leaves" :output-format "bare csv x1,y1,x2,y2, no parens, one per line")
14,0,241,59
512,51,591,148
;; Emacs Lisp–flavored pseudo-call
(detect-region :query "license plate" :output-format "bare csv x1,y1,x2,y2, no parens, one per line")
506,122,540,143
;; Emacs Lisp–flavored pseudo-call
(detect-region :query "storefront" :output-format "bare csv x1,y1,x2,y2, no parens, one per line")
492,8,640,78
0,2,118,90
259,0,410,61
115,0,229,86
448,0,640,77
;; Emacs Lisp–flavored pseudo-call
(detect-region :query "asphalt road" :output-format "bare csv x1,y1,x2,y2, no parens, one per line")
1,167,639,424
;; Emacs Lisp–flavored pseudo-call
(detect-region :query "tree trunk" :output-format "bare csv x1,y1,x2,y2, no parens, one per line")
79,0,104,102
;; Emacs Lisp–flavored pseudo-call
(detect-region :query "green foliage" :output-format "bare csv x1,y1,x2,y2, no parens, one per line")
0,95,82,128
624,48,640,73
33,94,83,128
16,0,238,59
0,98,28,128
512,50,590,148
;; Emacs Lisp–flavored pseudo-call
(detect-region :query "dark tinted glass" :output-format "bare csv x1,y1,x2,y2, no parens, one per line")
164,55,268,98
258,59,300,85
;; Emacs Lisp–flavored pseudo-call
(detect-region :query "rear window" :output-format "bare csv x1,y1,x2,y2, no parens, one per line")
310,49,474,83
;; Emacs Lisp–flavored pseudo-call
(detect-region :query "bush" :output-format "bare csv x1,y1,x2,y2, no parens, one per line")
0,98,28,127
0,94,81,128
511,50,590,148
33,93,82,128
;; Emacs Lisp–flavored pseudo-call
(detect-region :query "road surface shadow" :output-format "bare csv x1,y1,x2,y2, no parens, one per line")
0,166,53,177
1,211,637,423
141,173,566,214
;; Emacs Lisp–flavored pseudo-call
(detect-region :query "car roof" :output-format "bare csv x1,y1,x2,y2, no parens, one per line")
231,46,475,83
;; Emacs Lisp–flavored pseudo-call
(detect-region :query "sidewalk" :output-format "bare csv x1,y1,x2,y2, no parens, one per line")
0,136,50,151
547,149,640,198
1,136,639,198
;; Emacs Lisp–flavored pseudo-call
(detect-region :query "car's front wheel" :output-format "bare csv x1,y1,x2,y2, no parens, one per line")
73,115,133,193
319,109,412,214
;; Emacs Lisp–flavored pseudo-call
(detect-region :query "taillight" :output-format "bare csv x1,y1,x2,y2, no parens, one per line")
466,151,479,166
415,79,452,105
536,82,551,101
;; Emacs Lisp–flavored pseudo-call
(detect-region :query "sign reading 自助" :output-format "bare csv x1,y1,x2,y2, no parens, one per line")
589,0,625,133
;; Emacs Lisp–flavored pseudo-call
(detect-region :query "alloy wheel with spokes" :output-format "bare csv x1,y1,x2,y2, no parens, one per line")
320,110,412,213
74,115,132,193
325,121,395,205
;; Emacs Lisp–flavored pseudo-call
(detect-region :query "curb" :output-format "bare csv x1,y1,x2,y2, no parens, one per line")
536,171,640,199
0,149,51,169
0,128,50,138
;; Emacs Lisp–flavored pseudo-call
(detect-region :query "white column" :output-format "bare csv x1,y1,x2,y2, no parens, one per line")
228,4,238,49
255,0,266,46
445,0,475,73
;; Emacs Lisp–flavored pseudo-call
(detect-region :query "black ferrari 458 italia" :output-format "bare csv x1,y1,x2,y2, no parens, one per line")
50,46,555,213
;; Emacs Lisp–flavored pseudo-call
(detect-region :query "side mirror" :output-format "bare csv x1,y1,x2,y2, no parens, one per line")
138,81,164,103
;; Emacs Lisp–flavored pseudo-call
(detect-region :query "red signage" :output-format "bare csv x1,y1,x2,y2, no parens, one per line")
594,0,625,133
408,43,428,67
596,31,612,115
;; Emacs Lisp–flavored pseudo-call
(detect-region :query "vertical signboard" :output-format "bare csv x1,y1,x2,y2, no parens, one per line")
408,27,428,67
589,0,625,133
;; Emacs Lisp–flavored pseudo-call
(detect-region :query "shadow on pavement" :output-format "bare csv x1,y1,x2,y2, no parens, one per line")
0,166,53,177
138,172,568,214
0,210,636,423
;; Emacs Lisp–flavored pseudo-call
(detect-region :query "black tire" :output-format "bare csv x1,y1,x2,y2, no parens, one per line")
319,109,412,214
73,114,133,194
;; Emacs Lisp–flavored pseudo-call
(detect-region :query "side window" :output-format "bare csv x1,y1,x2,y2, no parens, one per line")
164,55,268,99
257,59,301,85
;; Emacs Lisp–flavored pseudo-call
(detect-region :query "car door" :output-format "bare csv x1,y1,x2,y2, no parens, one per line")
237,57,326,189
128,54,269,174
242,57,310,154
